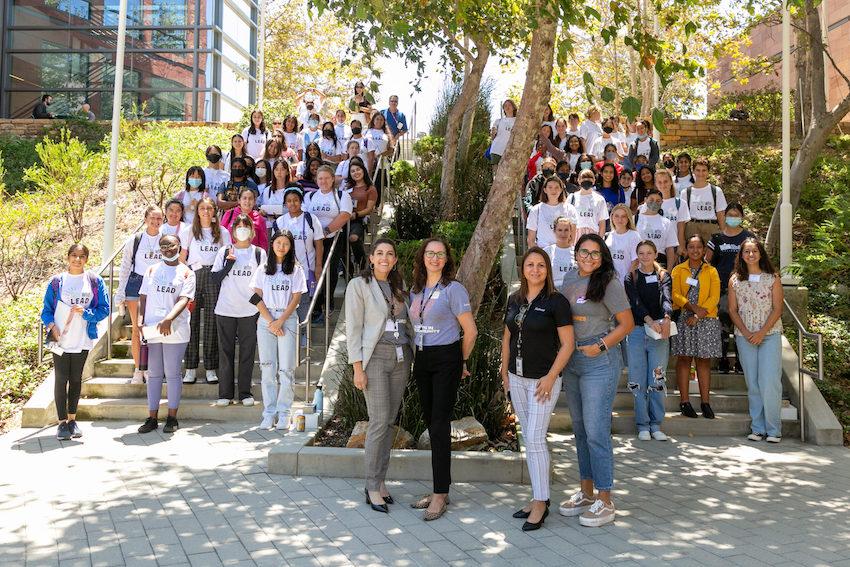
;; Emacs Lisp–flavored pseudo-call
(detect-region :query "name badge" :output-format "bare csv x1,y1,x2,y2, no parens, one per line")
431,291,441,299
573,315,587,322
576,296,587,304
385,320,398,333
686,277,699,286
748,274,761,283
396,346,405,363
155,307,168,317
515,357,524,377
645,275,658,284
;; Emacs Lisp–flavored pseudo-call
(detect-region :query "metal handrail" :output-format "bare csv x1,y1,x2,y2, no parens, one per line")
783,297,824,443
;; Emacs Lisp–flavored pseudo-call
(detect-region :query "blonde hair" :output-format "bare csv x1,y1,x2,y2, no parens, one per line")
610,204,635,230
654,168,674,185
553,215,575,227
586,105,600,118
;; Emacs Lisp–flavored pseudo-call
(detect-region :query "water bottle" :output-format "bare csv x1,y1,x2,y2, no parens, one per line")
312,385,324,416
139,340,149,371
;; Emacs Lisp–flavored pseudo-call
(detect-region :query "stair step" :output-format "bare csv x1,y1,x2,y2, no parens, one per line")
81,377,318,401
609,390,752,412
617,371,749,391
73,397,315,422
549,410,800,437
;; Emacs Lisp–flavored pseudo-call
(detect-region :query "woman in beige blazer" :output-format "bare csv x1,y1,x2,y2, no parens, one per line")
345,238,413,513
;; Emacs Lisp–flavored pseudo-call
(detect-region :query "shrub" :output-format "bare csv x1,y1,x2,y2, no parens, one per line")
429,78,494,138
238,100,296,131
0,135,39,194
391,179,441,240
706,87,789,123
45,118,109,152
0,192,57,300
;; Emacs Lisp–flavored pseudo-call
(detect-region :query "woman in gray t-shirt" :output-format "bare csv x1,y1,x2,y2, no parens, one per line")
557,233,635,528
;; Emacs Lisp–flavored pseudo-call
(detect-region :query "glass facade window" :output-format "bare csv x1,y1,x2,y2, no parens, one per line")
1,0,257,120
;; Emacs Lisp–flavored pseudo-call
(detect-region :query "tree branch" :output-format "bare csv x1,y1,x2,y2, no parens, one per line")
440,23,475,62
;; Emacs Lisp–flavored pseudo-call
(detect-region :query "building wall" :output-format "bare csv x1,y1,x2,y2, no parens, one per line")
713,0,850,116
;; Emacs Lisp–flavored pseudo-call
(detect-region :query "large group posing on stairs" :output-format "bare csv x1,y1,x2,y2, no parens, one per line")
40,93,786,530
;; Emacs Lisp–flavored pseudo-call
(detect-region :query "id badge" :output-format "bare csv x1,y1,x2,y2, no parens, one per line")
395,345,405,362
576,296,586,304
385,320,398,333
686,277,699,286
432,291,441,299
645,275,658,284
748,274,761,283
515,357,524,377
155,307,168,317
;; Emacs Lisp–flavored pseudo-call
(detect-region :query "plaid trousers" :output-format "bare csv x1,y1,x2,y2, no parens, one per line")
185,266,220,370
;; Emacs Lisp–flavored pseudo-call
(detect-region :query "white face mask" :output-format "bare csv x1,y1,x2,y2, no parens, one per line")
163,253,180,262
235,227,252,242
255,168,267,178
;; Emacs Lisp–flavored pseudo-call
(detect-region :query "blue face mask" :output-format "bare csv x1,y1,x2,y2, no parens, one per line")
188,177,202,189
726,216,743,227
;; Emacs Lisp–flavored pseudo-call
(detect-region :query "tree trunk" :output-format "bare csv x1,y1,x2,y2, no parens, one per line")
458,105,477,162
439,47,489,219
456,5,556,314
807,0,826,121
794,8,810,137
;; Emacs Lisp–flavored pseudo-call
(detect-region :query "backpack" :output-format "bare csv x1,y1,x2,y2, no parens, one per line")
685,184,717,212
130,233,143,272
50,272,99,311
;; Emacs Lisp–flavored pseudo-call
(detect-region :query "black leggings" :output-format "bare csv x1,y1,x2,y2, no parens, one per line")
413,341,463,494
54,351,88,421
349,220,367,272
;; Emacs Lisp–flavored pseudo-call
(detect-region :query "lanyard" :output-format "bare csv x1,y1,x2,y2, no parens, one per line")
378,282,399,338
417,284,440,324
514,293,541,358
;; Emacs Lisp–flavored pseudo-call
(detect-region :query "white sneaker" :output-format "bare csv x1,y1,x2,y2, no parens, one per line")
205,370,218,384
182,369,196,384
579,499,616,527
638,430,651,441
259,416,274,430
143,370,149,384
215,398,230,407
559,491,594,517
651,431,668,441
130,370,144,385
766,436,781,443
241,397,255,407
276,414,290,431
748,432,766,442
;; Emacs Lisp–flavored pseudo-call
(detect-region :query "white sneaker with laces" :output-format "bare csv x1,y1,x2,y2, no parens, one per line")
579,499,616,527
259,416,274,430
242,397,255,407
559,491,594,517
182,369,196,384
651,431,668,441
130,370,144,385
276,414,290,431
205,370,218,384
766,436,781,443
215,399,230,407
638,430,651,441
748,432,765,442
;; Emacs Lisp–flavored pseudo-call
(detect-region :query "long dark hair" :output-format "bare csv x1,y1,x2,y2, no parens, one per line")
321,120,339,146
574,233,616,302
185,166,206,192
229,134,246,158
596,162,617,189
302,157,322,183
303,142,322,162
345,157,373,189
270,159,291,193
266,229,296,275
411,237,456,294
566,134,585,155
510,247,555,305
248,110,266,135
360,238,404,301
733,237,777,281
634,164,656,205
191,196,223,243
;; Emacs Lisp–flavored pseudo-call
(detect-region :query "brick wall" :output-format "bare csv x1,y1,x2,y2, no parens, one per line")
0,119,238,138
659,119,850,146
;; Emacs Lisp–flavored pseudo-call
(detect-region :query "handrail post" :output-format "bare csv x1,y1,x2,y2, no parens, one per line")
38,322,44,364
798,331,805,442
106,260,115,360
325,251,331,347
345,220,350,281
305,319,312,400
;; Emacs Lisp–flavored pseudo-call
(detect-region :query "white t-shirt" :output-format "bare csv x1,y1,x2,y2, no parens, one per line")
365,129,388,155
212,245,266,318
543,244,575,287
527,202,579,248
334,123,351,144
636,213,678,253
129,232,163,276
179,226,233,269
605,229,642,283
250,264,308,311
160,222,187,238
633,138,652,159
178,189,205,224
579,120,602,154
57,272,95,352
241,127,269,160
305,189,353,237
258,186,287,229
639,197,691,224
589,135,620,159
336,159,354,189
568,191,609,230
674,175,693,197
301,129,321,150
283,132,304,154
140,262,196,344
685,184,728,221
490,117,516,156
203,167,229,196
276,212,325,273
319,137,345,157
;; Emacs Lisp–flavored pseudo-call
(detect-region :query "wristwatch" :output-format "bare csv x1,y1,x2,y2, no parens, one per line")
597,339,608,352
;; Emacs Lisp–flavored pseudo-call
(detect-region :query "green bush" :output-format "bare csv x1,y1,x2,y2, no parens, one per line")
238,100,296,130
0,135,39,194
45,118,110,152
429,77,494,138
391,179,441,240
706,87,790,123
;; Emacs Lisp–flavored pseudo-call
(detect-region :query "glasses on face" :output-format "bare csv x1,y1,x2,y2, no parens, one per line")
424,251,447,260
577,248,602,260
743,249,760,256
390,99,398,103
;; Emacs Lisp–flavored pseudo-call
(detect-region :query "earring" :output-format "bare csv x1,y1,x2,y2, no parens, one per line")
369,263,374,271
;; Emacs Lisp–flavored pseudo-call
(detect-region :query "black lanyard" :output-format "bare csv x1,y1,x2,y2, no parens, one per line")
514,293,541,358
417,284,440,324
378,282,396,325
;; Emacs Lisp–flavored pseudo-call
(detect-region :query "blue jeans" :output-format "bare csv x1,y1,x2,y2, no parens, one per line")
736,333,782,437
563,335,623,492
257,312,298,420
626,326,669,433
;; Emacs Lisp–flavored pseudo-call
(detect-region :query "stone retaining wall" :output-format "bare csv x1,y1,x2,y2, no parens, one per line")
0,119,238,138
659,119,850,146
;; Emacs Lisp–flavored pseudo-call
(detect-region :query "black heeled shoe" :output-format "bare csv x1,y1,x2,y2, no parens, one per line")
513,499,550,519
364,488,388,513
522,504,550,531
382,494,394,505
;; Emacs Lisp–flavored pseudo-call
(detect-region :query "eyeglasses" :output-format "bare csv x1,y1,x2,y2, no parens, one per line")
390,99,398,103
742,249,760,256
424,251,447,260
577,248,602,260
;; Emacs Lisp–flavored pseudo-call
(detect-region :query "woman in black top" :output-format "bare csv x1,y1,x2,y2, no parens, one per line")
501,247,574,531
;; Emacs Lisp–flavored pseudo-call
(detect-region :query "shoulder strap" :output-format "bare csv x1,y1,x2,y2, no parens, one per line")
675,197,681,211
131,232,143,271
685,187,692,208
50,276,61,310
255,246,262,266
710,184,717,209
87,271,99,309
304,212,314,231
332,189,341,213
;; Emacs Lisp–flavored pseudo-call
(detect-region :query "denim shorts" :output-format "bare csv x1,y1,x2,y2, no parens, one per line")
124,272,144,300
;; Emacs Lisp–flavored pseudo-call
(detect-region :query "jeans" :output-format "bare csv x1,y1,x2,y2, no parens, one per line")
257,312,298,420
736,333,783,437
563,334,622,492
626,326,669,433
53,351,88,420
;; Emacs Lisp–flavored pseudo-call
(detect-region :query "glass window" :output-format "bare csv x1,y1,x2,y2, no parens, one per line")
9,28,197,52
222,3,252,49
57,0,90,19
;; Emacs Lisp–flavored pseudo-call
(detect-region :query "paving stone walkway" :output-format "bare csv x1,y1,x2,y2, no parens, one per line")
2,422,849,567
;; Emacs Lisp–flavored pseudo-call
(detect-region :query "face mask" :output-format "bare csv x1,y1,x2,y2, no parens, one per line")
306,104,314,110
639,133,649,141
580,180,594,190
726,216,743,227
254,168,267,178
232,168,245,177
557,172,569,181
235,227,252,242
207,153,221,163
579,161,592,170
646,201,662,213
606,152,617,161
162,252,180,262
308,120,319,129
351,127,362,135
603,126,614,134
663,160,675,169
323,129,334,137
187,177,202,189
542,168,555,177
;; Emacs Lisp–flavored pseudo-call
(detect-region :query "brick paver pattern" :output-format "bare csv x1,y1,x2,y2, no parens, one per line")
2,423,850,566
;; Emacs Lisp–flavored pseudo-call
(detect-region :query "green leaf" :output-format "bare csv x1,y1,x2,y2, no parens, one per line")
621,96,641,120
600,87,615,103
684,21,697,37
651,108,667,135
584,7,601,20
582,72,595,86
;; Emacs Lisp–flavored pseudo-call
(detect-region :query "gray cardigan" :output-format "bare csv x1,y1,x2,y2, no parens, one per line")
344,275,414,368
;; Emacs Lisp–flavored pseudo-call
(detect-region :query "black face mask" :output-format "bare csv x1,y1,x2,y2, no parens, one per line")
306,104,314,110
557,172,569,181
323,130,334,137
663,160,675,169
603,126,614,134
351,127,362,135
207,153,221,163
542,169,555,177
232,168,245,178
580,180,594,190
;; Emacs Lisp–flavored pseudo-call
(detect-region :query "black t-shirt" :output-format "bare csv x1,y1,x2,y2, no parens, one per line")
708,230,753,292
504,291,573,379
